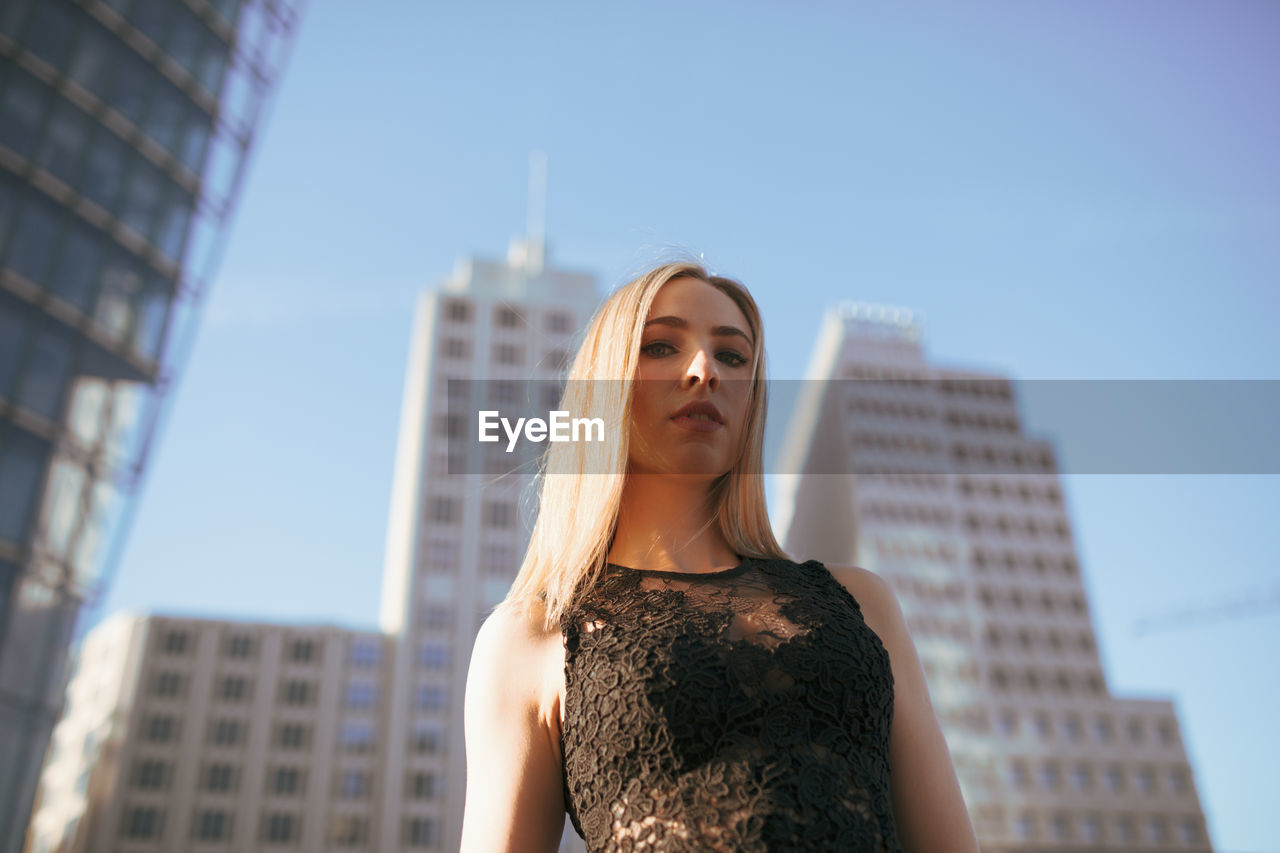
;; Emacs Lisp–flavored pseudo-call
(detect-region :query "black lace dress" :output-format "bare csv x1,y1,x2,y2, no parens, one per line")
560,556,903,852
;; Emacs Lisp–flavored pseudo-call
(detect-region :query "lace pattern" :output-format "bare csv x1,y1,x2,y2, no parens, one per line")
560,557,902,852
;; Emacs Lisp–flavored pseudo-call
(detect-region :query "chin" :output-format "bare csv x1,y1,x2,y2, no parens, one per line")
662,453,735,479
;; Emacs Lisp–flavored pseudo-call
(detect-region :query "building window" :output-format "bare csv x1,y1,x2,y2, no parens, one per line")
217,676,250,702
349,637,381,668
544,348,570,372
444,299,471,322
429,496,457,524
345,682,377,711
414,684,447,713
270,766,303,796
340,720,375,754
437,413,464,439
225,634,254,658
410,723,441,754
1062,714,1082,741
1005,761,1028,790
1115,816,1135,843
494,343,523,365
161,629,189,655
338,770,370,799
426,538,457,572
417,643,448,670
408,771,437,800
193,809,232,841
1013,813,1033,841
544,382,564,410
1157,718,1177,745
330,815,368,845
546,311,572,334
1038,761,1060,791
288,638,317,663
1146,816,1167,844
1050,813,1069,841
208,718,243,748
275,723,309,751
261,812,298,843
144,715,177,743
1126,717,1146,744
202,762,237,793
152,671,185,698
122,806,164,839
440,337,470,359
421,605,452,630
1135,765,1155,794
1080,814,1101,844
1032,711,1051,739
1070,763,1092,791
484,501,514,528
281,679,314,707
1092,715,1113,743
495,305,525,328
995,709,1017,737
133,759,170,790
406,817,438,847
1179,817,1201,844
490,379,518,405
1168,767,1189,795
481,544,512,577
1103,764,1124,793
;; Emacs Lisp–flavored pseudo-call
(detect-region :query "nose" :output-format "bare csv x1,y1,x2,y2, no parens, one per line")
683,346,719,390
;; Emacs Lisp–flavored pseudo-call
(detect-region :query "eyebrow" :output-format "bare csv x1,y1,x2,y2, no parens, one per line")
643,315,754,348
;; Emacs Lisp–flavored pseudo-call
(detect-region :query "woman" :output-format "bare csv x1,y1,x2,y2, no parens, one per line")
461,260,978,852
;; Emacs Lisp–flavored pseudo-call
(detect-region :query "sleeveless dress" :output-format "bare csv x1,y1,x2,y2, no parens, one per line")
560,556,903,853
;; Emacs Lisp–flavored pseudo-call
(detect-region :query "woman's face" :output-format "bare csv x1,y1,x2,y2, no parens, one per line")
628,276,756,479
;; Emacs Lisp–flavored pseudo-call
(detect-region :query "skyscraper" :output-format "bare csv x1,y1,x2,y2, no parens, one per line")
773,303,1212,850
375,235,597,851
0,0,304,847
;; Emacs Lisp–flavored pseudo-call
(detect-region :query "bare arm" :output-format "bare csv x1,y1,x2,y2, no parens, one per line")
830,565,980,853
459,605,566,853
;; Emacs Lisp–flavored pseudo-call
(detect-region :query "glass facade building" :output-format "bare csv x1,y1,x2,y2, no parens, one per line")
0,0,304,848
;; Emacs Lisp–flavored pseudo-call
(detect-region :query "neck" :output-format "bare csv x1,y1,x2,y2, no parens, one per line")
607,474,739,574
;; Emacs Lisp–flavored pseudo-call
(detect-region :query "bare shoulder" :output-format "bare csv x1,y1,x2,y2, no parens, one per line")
469,601,564,714
821,563,908,645
462,601,568,852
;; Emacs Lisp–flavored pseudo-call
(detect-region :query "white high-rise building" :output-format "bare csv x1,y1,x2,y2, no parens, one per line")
773,303,1212,851
27,614,392,852
375,236,597,852
29,236,600,853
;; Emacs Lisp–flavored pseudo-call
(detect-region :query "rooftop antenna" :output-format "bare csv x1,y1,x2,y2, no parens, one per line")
525,149,547,274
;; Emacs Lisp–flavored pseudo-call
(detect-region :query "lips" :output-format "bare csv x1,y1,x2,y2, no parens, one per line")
669,400,725,435
670,400,724,424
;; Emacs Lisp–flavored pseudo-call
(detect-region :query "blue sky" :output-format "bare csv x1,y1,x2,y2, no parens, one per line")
94,2,1277,850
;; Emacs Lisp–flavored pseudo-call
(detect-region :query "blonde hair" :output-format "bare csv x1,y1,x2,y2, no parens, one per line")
499,260,788,630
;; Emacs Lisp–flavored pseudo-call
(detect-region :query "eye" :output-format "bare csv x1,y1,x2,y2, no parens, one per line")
640,341,675,357
718,351,749,368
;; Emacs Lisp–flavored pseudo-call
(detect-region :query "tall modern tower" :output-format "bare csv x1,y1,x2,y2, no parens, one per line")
773,303,1212,851
375,234,597,851
0,0,304,847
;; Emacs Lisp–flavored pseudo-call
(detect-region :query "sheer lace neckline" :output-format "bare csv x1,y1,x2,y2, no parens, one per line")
604,555,751,579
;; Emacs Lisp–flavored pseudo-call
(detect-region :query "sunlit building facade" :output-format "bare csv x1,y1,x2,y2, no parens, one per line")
375,237,596,851
27,614,392,852
0,0,304,847
773,303,1212,851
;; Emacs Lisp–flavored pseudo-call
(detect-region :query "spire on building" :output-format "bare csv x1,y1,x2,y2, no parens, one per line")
508,149,548,275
